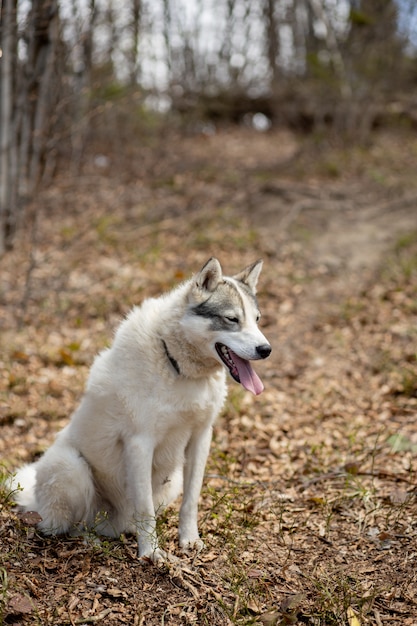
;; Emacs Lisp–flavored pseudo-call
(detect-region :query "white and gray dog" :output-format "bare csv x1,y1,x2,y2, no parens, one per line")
12,258,271,562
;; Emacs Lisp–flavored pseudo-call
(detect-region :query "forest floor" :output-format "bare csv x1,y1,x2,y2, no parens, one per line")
1,125,417,625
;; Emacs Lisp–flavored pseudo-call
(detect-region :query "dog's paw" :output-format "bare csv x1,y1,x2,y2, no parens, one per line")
139,547,180,565
179,537,205,554
139,547,167,564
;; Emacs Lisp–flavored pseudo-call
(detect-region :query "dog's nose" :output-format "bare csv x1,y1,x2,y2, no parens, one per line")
256,344,272,359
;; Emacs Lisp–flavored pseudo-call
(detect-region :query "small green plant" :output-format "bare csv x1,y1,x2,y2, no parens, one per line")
322,160,341,178
307,567,371,625
382,230,417,284
340,297,365,323
387,432,417,453
0,467,20,505
94,214,123,245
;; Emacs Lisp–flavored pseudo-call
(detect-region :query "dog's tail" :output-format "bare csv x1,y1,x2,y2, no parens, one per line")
9,464,38,510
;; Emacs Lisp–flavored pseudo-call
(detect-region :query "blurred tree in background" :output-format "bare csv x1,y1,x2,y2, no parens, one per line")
1,0,417,252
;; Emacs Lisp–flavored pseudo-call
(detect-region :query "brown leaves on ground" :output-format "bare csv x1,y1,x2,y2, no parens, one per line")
1,127,417,624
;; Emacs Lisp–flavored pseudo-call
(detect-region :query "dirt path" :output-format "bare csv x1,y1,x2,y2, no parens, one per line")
257,178,416,313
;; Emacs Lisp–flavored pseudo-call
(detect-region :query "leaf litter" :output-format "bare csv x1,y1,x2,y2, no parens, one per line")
1,127,417,624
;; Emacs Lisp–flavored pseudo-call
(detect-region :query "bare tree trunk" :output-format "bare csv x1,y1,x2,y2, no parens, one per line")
0,0,17,254
129,0,141,86
28,0,60,189
308,0,351,99
162,0,172,78
1,0,65,253
71,0,96,174
264,0,280,90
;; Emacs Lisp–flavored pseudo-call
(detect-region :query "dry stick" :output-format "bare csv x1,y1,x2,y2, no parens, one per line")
74,608,113,624
366,190,417,217
358,470,416,490
302,469,415,488
208,470,416,492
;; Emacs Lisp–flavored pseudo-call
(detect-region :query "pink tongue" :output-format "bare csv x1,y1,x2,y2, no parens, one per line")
230,351,264,395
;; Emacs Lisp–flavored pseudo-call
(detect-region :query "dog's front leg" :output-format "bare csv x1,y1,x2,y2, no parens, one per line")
179,425,212,552
126,436,165,563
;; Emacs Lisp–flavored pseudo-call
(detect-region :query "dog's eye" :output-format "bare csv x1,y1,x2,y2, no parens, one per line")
256,313,261,323
225,316,239,324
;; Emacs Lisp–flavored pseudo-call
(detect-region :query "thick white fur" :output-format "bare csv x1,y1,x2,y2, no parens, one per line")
11,258,268,562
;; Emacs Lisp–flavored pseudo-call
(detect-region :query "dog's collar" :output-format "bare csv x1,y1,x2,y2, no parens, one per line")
162,340,181,375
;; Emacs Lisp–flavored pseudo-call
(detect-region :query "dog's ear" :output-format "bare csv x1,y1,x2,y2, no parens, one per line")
195,257,223,292
233,259,263,293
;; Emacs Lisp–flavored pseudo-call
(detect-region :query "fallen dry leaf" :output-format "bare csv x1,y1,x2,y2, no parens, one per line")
258,610,280,626
246,597,263,614
347,606,361,626
389,488,408,505
8,593,34,615
106,587,127,598
19,510,43,526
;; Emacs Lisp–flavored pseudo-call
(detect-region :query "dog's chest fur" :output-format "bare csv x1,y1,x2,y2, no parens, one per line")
84,292,228,441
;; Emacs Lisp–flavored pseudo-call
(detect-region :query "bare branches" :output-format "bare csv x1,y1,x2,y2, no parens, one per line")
1,0,416,252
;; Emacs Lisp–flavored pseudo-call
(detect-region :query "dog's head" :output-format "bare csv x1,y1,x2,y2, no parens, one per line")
182,258,271,395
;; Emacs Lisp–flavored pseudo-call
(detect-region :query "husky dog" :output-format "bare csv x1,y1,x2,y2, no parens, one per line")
12,258,271,562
